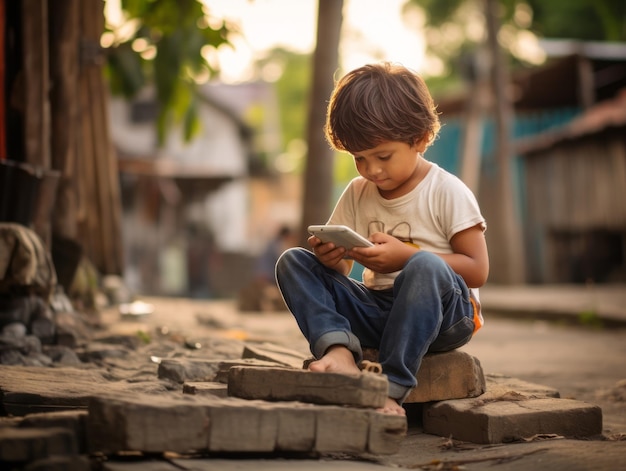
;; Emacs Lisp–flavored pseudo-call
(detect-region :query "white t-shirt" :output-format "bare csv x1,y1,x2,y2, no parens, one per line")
327,162,486,291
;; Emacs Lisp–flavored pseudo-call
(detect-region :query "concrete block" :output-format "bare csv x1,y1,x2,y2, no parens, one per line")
19,410,88,454
87,393,211,454
0,427,78,462
367,412,408,455
228,366,388,408
207,398,279,452
85,392,405,455
182,382,228,398
275,405,317,451
157,358,279,384
21,455,90,471
405,350,485,403
314,406,370,453
423,396,603,444
485,373,560,398
242,342,308,368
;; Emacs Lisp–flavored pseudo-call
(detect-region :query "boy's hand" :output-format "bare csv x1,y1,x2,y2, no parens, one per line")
348,232,417,274
308,235,349,272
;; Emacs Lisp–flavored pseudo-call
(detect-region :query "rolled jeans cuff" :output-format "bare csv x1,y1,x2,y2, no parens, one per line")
313,330,363,363
388,381,412,404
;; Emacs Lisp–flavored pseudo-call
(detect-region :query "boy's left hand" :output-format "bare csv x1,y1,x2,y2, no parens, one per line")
347,232,417,273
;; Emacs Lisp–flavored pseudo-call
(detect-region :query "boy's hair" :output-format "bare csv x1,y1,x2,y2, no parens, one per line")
324,62,440,153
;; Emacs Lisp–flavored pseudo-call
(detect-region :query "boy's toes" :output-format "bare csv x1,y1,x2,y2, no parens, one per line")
359,360,383,374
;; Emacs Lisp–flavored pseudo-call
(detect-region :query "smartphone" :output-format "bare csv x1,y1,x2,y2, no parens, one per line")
307,225,373,250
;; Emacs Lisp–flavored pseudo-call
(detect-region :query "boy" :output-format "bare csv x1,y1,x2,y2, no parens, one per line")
275,62,489,415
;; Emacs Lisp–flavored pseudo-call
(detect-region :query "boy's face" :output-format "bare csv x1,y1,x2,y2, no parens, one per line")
352,139,427,199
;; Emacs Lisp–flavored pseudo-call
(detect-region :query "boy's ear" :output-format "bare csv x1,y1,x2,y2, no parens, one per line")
413,134,429,152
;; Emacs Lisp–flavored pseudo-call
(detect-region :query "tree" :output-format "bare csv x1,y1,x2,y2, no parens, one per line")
104,0,234,143
300,0,344,245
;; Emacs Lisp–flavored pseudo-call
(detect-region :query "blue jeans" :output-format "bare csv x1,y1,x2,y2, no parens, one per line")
275,248,476,403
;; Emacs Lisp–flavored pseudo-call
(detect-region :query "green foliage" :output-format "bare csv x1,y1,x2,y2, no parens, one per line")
407,0,625,92
258,48,312,150
105,0,233,144
525,0,626,41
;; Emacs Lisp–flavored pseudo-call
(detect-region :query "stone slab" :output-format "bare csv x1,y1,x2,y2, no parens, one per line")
242,342,308,368
86,392,406,455
0,427,78,462
182,381,228,398
157,358,279,384
423,394,603,444
227,366,388,408
0,365,111,415
405,350,486,403
0,365,173,416
19,410,88,453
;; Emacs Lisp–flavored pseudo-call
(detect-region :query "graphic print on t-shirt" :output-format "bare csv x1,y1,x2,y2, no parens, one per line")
367,221,421,249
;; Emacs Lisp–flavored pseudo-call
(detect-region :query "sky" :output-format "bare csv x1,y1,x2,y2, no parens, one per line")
201,0,427,83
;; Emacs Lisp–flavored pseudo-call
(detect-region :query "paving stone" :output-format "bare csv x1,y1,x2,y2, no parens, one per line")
182,381,228,397
367,412,408,455
485,373,560,398
22,455,91,471
423,394,603,444
157,358,279,384
241,342,308,368
0,427,78,462
19,410,88,453
404,350,486,403
86,392,406,455
227,366,388,408
207,398,279,452
0,365,110,415
0,365,172,416
314,406,369,453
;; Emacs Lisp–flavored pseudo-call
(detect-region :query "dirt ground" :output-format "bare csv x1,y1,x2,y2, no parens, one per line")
104,295,626,471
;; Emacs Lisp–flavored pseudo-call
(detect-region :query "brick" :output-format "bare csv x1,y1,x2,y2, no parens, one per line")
423,396,603,444
21,455,90,471
314,406,370,453
85,392,405,455
19,410,88,454
182,382,228,398
242,342,308,368
207,398,278,452
405,350,486,403
367,412,408,455
485,373,560,398
157,358,278,384
87,394,211,454
275,405,317,451
0,427,78,462
228,366,388,408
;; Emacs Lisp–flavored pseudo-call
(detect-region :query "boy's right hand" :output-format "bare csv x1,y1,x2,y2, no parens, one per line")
308,235,351,275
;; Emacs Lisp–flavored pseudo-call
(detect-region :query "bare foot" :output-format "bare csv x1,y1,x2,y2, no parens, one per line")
377,397,406,416
307,345,361,375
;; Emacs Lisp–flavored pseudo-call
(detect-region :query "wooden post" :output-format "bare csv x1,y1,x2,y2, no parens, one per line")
22,0,50,169
485,0,525,284
0,0,6,161
49,0,80,240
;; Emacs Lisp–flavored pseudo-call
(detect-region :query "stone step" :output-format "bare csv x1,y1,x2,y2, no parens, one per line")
361,349,486,403
86,392,406,455
422,375,602,443
227,366,388,408
157,357,280,384
405,350,486,403
182,381,228,398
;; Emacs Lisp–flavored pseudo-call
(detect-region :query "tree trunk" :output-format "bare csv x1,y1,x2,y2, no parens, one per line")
485,0,525,283
300,0,344,246
49,0,80,240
